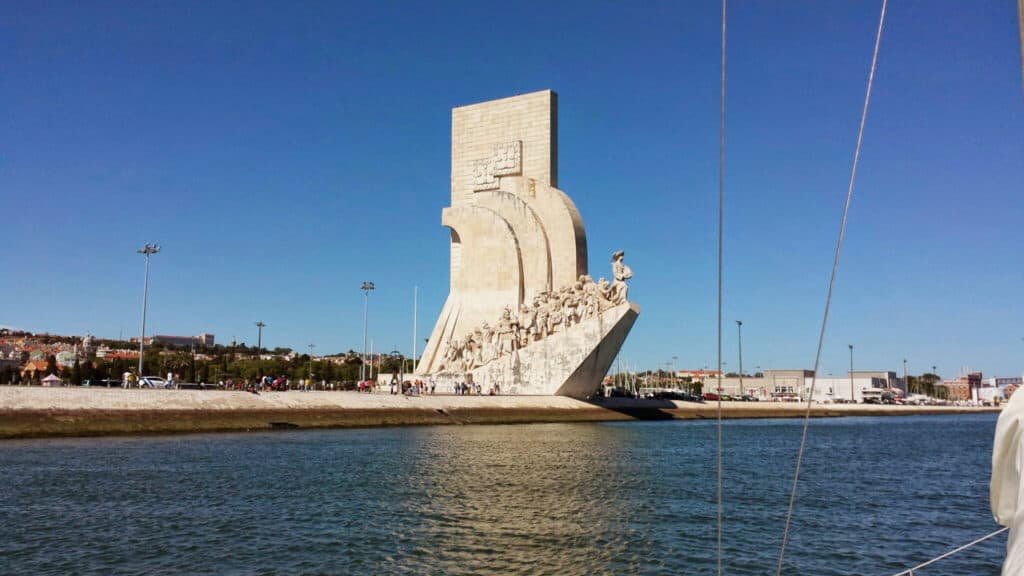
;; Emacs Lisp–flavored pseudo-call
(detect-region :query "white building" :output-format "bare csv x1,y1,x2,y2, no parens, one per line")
696,369,899,402
800,376,889,403
978,386,1004,404
702,370,813,399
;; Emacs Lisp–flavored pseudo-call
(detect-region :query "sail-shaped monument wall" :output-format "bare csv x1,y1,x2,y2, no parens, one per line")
417,90,639,398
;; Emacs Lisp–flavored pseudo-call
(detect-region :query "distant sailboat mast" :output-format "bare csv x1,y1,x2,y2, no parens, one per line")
1019,0,1024,95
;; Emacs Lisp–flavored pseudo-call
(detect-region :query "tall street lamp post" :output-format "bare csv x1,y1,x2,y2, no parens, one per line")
136,244,160,380
360,281,375,382
255,321,265,383
849,344,855,402
412,285,418,377
903,358,908,394
308,343,315,384
736,320,744,397
755,364,762,398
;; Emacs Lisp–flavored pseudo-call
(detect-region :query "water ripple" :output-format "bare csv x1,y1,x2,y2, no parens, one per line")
0,414,1004,575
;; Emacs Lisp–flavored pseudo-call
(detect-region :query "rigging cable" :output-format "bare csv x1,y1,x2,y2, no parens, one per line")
773,1,888,574
716,0,727,575
889,527,1008,575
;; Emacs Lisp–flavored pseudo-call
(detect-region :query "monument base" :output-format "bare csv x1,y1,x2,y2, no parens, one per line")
430,302,639,398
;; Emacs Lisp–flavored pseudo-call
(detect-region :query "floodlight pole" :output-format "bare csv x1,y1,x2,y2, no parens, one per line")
255,321,265,382
903,358,908,394
307,343,314,380
137,244,160,379
736,320,744,396
412,285,418,376
849,344,855,402
360,281,375,382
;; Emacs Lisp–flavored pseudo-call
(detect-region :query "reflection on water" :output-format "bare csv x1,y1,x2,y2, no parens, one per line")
0,415,1004,575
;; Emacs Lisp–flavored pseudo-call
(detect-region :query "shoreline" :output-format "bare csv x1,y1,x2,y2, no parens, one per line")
0,387,1000,439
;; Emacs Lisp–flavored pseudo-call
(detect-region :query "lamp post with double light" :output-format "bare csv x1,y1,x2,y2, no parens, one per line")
136,243,160,380
360,282,375,382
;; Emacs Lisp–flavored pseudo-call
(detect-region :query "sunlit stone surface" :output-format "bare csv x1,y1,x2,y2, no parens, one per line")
417,91,638,398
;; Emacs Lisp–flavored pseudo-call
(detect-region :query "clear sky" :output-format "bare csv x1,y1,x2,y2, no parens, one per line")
1,1,1021,378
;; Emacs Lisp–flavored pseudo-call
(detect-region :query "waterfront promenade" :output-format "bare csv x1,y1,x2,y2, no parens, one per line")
0,387,1000,439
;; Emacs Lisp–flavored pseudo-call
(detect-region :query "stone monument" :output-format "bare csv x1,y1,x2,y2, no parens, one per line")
417,90,639,398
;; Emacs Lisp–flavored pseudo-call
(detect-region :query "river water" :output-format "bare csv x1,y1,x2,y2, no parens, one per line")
0,414,1004,575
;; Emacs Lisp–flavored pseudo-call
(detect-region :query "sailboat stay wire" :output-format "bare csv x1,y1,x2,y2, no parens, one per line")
774,0,889,574
715,0,727,575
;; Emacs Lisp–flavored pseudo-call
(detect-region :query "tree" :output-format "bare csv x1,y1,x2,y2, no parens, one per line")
44,355,58,379
70,359,82,386
163,351,193,381
320,360,336,381
80,359,94,383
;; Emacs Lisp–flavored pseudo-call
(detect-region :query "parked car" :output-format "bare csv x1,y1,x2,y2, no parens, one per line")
740,394,759,402
881,391,903,405
608,386,636,398
82,378,122,387
138,376,171,389
703,392,720,401
655,390,687,401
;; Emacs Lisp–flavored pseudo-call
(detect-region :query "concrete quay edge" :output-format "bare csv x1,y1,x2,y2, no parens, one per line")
0,388,1000,439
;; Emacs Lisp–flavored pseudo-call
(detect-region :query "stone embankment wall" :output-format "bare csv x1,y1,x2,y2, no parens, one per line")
0,387,1000,439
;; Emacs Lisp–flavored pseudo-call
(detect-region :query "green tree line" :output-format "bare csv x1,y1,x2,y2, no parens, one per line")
2,346,420,386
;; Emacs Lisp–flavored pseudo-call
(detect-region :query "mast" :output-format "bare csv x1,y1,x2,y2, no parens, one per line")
1019,0,1024,96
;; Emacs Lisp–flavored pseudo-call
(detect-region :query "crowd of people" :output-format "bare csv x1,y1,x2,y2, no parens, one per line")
356,375,504,396
110,370,508,397
451,381,501,395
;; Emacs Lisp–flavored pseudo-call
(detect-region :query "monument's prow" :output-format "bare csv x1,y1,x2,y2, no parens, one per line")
418,91,638,398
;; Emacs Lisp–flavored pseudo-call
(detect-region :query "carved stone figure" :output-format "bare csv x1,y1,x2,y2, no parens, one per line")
481,323,495,364
519,304,536,347
564,282,582,327
548,303,564,335
581,276,599,319
532,300,546,340
495,307,518,356
468,330,482,370
609,251,632,305
596,277,612,309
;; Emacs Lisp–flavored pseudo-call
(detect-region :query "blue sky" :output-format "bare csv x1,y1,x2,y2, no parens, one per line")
1,1,1021,378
